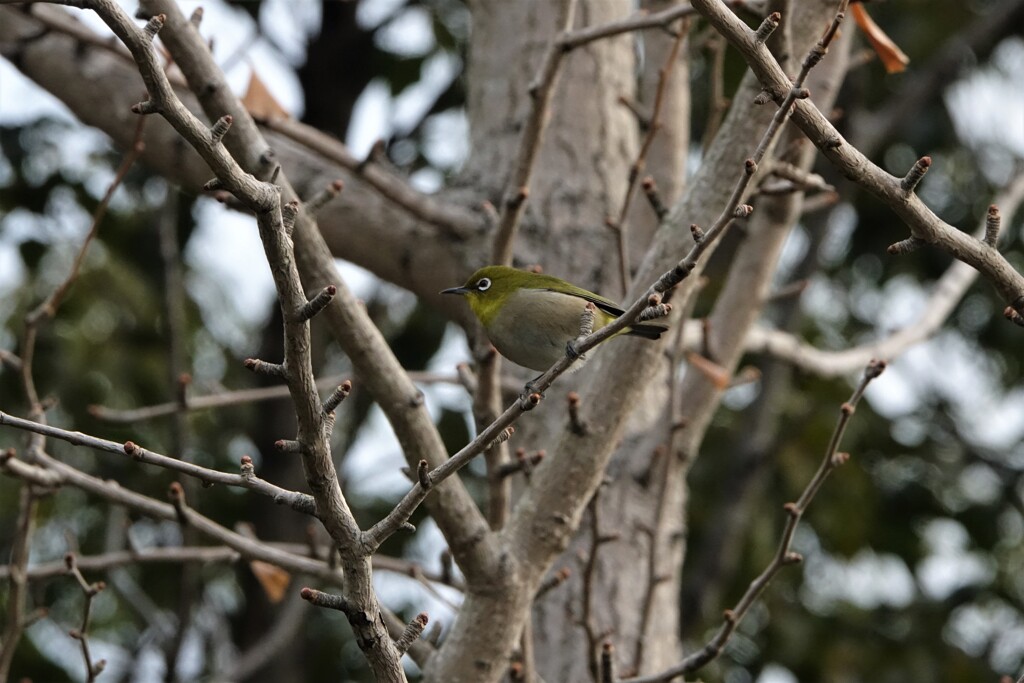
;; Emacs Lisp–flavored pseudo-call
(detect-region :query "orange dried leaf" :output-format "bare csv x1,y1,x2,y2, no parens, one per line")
242,70,289,121
851,3,910,74
685,351,731,390
250,560,291,603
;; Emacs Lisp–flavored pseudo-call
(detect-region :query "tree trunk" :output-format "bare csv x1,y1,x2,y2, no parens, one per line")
525,2,851,680
0,1,853,680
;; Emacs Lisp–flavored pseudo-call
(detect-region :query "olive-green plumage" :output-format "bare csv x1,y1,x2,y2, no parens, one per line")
442,266,666,372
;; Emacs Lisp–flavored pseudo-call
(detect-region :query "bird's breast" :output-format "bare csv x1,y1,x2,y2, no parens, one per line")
486,289,606,372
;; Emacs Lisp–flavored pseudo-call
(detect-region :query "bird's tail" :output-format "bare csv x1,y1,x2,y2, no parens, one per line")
626,323,667,340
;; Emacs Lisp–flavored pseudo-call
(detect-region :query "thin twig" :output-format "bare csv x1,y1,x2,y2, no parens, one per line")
394,613,430,655
745,170,1024,376
261,117,476,238
65,553,108,682
558,0,749,51
496,450,546,480
608,22,688,295
2,546,243,581
0,411,317,515
700,32,730,152
491,0,579,266
0,544,463,591
765,159,834,193
536,566,573,598
622,359,886,683
691,0,1024,317
0,487,38,681
87,370,503,423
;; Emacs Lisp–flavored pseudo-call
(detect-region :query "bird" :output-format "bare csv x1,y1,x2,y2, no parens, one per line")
442,265,666,372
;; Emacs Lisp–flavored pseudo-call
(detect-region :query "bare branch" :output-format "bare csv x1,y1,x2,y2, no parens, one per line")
0,449,345,583
0,487,38,681
0,411,317,514
745,170,1024,376
491,0,579,265
607,23,688,295
65,553,108,682
535,566,572,598
622,360,886,682
558,0,749,51
87,371,481,424
641,177,669,221
261,117,477,238
1,546,242,581
394,612,430,655
295,284,338,323
691,0,1024,317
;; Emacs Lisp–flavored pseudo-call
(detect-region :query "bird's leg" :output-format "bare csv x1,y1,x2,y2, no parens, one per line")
519,376,547,410
566,302,595,366
524,375,544,396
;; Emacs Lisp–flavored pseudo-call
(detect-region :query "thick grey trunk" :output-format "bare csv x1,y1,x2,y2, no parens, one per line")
525,3,851,681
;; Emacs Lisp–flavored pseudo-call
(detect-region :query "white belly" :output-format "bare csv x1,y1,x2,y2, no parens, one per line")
485,289,598,372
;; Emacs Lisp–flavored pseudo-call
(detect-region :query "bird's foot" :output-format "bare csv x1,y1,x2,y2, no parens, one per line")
565,341,586,362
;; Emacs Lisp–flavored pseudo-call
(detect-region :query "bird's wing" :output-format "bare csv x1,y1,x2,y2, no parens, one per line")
536,283,666,338
537,287,624,318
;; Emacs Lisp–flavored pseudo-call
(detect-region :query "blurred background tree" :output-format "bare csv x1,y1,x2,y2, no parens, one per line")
1,0,1024,681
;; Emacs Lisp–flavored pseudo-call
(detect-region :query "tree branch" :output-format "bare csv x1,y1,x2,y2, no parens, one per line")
744,168,1024,376
64,553,108,682
0,487,38,681
622,360,886,682
607,23,688,295
558,0,751,51
0,410,318,514
262,117,478,239
491,0,579,265
72,1,403,675
87,370,490,423
691,0,1024,318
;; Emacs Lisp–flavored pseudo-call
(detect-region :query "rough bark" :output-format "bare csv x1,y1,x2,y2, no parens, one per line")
525,3,849,680
459,0,639,287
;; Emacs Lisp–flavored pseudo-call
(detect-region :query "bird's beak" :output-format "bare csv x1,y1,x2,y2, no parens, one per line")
441,286,470,296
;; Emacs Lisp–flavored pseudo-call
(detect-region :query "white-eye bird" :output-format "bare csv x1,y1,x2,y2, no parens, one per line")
442,265,666,372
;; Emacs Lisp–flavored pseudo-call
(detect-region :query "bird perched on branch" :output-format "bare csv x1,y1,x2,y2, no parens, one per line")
442,265,667,372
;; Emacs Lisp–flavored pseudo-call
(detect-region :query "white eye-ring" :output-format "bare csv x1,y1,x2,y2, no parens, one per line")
476,277,492,291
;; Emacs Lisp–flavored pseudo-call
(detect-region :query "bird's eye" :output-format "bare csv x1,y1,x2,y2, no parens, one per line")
476,278,492,291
